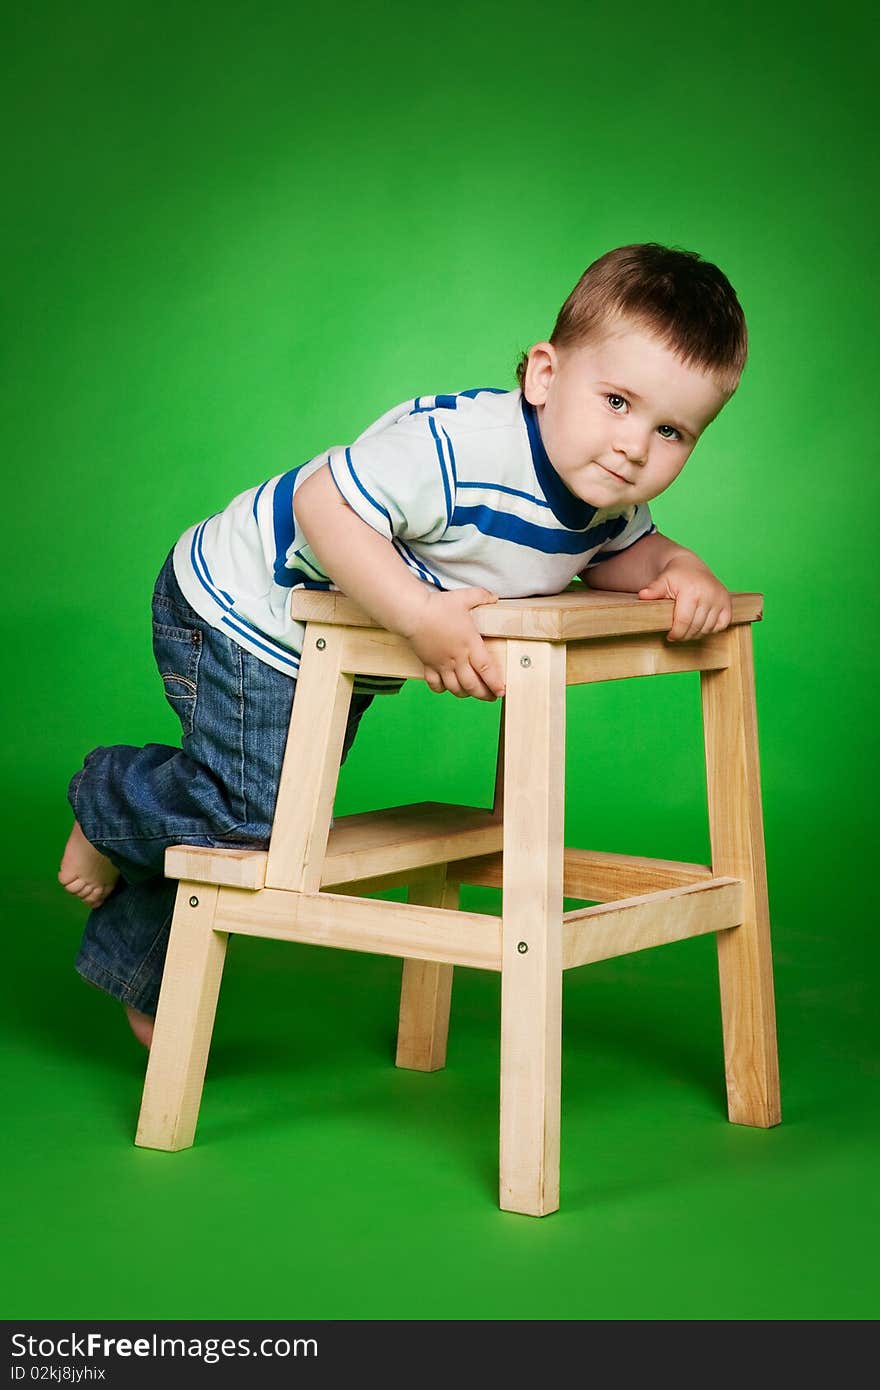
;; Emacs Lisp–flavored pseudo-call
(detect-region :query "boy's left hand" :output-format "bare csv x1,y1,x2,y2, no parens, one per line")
637,557,732,642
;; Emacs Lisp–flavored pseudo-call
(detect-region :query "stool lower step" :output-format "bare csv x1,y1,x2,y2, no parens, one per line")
165,801,503,890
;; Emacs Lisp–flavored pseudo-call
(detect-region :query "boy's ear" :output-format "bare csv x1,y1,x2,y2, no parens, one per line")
523,342,557,405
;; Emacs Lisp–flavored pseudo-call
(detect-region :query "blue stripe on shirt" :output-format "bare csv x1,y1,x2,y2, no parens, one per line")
273,565,333,591
192,520,233,606
337,449,393,531
458,479,551,508
252,479,269,523
409,387,507,414
395,539,444,587
270,468,336,588
449,504,632,555
272,468,300,585
188,523,302,670
220,614,301,669
428,416,454,525
440,424,458,490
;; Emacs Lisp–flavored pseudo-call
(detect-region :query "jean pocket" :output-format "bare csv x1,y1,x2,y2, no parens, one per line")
153,622,202,737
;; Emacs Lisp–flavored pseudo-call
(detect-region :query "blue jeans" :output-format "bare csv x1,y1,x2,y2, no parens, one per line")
68,549,375,1015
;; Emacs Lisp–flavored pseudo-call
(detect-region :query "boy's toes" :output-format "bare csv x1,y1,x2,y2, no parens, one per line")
58,821,120,902
124,1004,154,1049
58,872,111,907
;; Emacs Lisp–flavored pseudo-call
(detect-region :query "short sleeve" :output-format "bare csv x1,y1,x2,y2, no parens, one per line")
326,409,454,544
588,502,655,564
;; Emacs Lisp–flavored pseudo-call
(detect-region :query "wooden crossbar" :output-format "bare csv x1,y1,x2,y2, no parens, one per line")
201,875,742,974
340,628,733,685
446,846,714,900
562,877,743,968
213,885,503,970
565,631,729,684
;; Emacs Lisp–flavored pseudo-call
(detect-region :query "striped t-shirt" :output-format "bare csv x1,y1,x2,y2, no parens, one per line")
173,386,655,695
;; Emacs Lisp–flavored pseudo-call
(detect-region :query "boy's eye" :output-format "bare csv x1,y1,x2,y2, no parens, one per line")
605,394,681,442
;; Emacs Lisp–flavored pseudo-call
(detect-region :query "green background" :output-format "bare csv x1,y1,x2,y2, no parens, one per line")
4,0,878,1321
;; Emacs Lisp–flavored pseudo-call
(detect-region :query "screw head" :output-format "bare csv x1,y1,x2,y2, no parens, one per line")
189,896,199,908
517,940,528,954
316,637,326,651
520,655,531,667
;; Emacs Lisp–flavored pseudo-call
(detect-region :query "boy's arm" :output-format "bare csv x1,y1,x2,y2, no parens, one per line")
581,530,732,642
293,464,506,699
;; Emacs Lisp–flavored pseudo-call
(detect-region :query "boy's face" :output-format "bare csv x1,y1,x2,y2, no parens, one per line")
523,318,732,508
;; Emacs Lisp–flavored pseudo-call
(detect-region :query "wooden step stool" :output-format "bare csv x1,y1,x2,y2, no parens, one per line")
135,585,780,1217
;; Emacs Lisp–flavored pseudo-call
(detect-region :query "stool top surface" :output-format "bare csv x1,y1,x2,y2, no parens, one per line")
290,585,763,641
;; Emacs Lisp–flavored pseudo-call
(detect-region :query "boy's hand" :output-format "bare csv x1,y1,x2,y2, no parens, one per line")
637,557,732,642
402,587,507,699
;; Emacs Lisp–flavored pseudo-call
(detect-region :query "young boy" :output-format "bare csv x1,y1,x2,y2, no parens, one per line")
59,241,747,1049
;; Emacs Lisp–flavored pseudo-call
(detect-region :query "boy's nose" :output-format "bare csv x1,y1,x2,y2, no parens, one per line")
611,442,645,469
612,429,649,465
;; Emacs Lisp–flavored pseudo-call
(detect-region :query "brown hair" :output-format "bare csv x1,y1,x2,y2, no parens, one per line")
515,242,748,397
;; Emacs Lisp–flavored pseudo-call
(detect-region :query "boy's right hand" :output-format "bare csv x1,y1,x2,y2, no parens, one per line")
401,587,506,700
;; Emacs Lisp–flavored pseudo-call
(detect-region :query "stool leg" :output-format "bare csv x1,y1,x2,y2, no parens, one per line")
499,640,566,1216
135,883,227,1151
701,624,781,1127
396,868,457,1071
265,623,352,893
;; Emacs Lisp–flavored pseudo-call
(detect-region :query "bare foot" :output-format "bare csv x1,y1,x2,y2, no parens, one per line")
125,1004,154,1049
58,819,120,908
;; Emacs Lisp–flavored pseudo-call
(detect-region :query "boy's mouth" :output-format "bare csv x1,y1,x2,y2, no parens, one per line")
597,462,630,483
